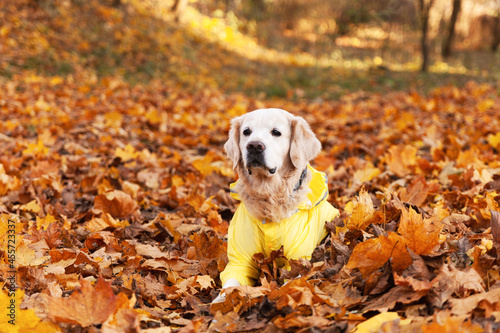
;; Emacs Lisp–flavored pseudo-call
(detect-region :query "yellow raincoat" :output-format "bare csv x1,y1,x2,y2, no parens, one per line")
220,165,339,286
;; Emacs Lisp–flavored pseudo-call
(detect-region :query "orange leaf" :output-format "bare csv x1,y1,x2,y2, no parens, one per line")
346,232,411,278
346,238,386,278
47,276,120,327
94,190,139,219
385,145,417,177
398,207,442,255
345,189,376,230
398,176,439,207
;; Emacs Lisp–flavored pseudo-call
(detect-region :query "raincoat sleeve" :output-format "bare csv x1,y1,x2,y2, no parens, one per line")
284,200,339,261
220,205,263,286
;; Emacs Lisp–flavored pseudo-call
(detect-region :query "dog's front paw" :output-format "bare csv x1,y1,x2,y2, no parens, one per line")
212,292,227,304
212,278,241,304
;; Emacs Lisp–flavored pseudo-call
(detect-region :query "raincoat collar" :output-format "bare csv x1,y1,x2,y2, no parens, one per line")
230,164,329,211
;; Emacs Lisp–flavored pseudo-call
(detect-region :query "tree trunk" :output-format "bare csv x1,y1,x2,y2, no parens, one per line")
492,7,500,52
442,0,461,58
171,0,188,22
418,0,435,72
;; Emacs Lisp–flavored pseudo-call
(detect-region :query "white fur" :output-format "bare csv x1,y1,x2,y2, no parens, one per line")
224,108,321,222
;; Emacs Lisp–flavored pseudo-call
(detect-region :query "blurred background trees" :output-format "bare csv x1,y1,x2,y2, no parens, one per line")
175,0,499,72
13,0,498,98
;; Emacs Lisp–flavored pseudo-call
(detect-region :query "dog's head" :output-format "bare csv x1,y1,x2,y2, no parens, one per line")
224,108,321,177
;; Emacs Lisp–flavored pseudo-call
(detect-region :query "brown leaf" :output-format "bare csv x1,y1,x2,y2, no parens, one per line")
210,285,269,315
94,189,139,219
273,313,330,330
362,285,426,313
398,176,439,206
449,287,500,316
428,264,485,309
491,210,500,244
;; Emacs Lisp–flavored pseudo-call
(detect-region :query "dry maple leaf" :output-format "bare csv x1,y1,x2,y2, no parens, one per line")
345,188,377,230
272,312,331,330
398,176,439,207
47,276,122,327
385,145,417,177
428,263,485,309
448,287,500,316
346,232,411,278
398,207,442,256
93,189,139,219
362,285,427,313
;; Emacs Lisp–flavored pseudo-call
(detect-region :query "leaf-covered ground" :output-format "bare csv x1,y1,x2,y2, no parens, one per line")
1,73,500,332
1,1,500,333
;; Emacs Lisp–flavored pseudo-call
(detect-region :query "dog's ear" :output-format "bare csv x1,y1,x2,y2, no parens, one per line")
224,116,242,169
289,116,321,169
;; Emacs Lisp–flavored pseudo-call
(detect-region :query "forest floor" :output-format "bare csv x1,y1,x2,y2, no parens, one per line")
1,0,500,332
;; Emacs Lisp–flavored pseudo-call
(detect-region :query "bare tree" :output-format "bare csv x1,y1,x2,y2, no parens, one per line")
417,0,435,72
442,0,461,58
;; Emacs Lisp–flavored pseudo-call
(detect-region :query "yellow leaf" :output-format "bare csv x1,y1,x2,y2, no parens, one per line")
22,140,48,157
115,144,138,161
192,151,222,176
145,108,166,125
353,312,410,333
487,132,500,149
104,111,123,128
0,164,21,196
86,213,129,232
353,162,381,183
19,200,41,213
172,174,184,187
395,112,415,131
16,239,49,267
0,289,59,333
477,99,494,112
49,76,63,86
345,189,376,230
36,214,56,231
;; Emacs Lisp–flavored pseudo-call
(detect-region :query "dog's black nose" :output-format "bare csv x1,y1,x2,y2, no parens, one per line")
247,141,265,154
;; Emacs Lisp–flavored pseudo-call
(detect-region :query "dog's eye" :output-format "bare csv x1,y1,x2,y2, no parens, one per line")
271,129,281,137
243,128,252,136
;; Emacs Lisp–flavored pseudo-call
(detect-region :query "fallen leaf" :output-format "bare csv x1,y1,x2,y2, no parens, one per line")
449,287,500,316
94,190,139,219
398,207,442,255
345,188,377,230
47,276,123,327
353,312,411,333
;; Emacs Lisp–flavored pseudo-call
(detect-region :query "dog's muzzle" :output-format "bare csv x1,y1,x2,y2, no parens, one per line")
246,141,275,175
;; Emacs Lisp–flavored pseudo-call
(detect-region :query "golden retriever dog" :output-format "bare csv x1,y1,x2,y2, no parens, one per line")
213,108,339,303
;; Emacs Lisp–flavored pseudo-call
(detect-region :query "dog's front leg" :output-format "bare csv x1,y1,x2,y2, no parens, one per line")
212,278,241,303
